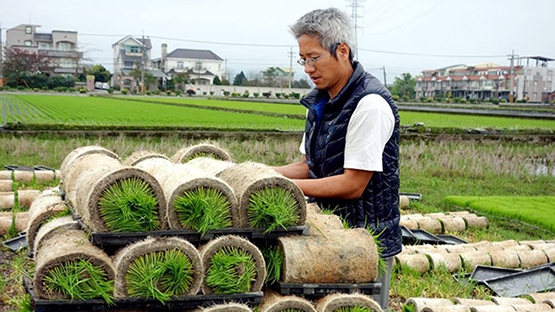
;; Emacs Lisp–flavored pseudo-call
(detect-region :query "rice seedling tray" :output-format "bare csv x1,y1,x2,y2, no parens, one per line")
24,276,263,312
85,223,310,250
2,232,28,251
4,164,35,171
476,264,555,297
277,282,381,297
436,234,467,245
399,192,422,200
469,265,522,282
401,226,446,245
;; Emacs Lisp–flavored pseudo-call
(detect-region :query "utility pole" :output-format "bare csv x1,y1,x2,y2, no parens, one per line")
0,22,3,77
508,50,515,103
346,0,365,60
288,47,294,89
141,32,145,93
382,66,387,87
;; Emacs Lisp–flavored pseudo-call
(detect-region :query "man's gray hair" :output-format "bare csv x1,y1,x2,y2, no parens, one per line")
289,7,355,59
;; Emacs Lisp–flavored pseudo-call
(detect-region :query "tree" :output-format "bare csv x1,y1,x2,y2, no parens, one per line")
1,47,56,77
263,67,279,87
213,76,223,85
292,78,312,89
233,71,248,86
86,65,111,83
390,73,416,99
172,72,189,91
144,73,157,91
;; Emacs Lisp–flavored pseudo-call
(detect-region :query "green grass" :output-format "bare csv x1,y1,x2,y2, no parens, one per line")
125,249,195,304
173,187,233,234
248,187,300,233
43,259,114,304
442,196,555,232
98,178,160,232
205,246,257,294
260,244,284,285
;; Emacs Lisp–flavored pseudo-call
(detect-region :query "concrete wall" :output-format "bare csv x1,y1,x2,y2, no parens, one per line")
183,83,312,99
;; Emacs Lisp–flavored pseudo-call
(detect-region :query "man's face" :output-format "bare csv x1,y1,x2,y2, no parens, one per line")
298,34,351,98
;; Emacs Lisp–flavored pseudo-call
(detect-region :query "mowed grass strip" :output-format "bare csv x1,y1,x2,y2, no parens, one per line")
442,196,555,232
12,95,305,130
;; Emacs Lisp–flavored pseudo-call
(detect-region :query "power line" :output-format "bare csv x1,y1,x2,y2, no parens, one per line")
358,48,506,59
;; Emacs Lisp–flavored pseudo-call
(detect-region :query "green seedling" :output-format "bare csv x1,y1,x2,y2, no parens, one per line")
174,187,232,234
205,246,257,294
248,187,299,233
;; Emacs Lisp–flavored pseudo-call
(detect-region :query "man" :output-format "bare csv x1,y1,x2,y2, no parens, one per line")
273,7,402,310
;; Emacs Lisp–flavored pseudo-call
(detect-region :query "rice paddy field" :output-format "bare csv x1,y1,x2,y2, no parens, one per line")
0,92,554,311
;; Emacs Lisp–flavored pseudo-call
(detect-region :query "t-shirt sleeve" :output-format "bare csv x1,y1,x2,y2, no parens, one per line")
344,93,394,172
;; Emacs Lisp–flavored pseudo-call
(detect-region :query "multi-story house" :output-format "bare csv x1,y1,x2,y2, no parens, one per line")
416,56,554,103
152,44,224,85
112,35,167,90
262,67,295,88
5,24,82,76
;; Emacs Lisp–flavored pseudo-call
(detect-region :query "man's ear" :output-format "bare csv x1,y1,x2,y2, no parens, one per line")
337,43,350,61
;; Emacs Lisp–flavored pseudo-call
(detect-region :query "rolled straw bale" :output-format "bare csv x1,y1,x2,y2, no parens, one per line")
416,217,442,234
400,195,410,209
34,170,57,183
412,244,441,254
526,292,555,304
0,191,15,209
426,212,446,218
72,165,167,232
279,228,378,283
258,290,317,312
406,297,454,312
426,252,462,273
33,216,79,253
315,293,383,312
305,203,344,235
459,251,491,269
404,213,425,219
519,239,545,246
172,143,233,163
123,150,170,166
491,240,519,248
516,249,548,269
13,170,34,183
442,244,476,254
216,161,306,228
17,189,41,208
448,211,472,217
25,195,68,253
394,254,430,273
63,152,122,206
33,229,115,300
453,298,496,306
0,212,29,235
113,236,203,298
421,306,471,312
59,145,120,182
194,303,252,312
490,297,531,306
543,247,555,262
199,235,266,294
470,306,517,312
463,216,489,229
186,157,235,177
437,216,467,232
400,218,419,230
0,170,12,180
0,180,12,192
511,303,552,311
488,249,521,268
507,245,531,252
133,155,239,230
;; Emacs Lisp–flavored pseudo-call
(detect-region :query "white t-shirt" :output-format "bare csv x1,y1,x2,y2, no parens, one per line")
300,93,394,172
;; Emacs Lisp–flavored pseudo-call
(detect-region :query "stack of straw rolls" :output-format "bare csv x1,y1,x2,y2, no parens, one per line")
304,202,344,235
25,193,68,254
34,169,59,183
315,293,383,312
406,298,454,312
61,146,167,232
33,229,115,300
17,189,41,208
13,170,34,184
186,157,235,176
128,151,239,229
0,211,29,236
278,228,379,283
172,143,233,163
198,235,266,294
216,161,306,228
112,236,203,298
33,216,80,253
0,171,12,180
258,290,317,312
0,180,12,192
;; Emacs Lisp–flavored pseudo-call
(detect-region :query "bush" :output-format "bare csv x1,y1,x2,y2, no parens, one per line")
402,95,410,102
121,89,129,95
223,91,230,96
419,96,427,102
203,92,207,96
186,89,195,96
0,87,4,91
231,92,240,97
275,93,282,99
460,98,467,103
53,86,66,92
469,98,476,104
426,97,433,103
392,94,400,101
78,87,88,93
175,90,182,96
210,91,215,96
107,88,114,94
34,88,40,92
242,91,250,98
253,92,259,98
491,98,500,105
282,93,290,99
290,92,301,99
262,91,272,98
166,90,172,96
453,97,461,103
113,85,121,91
500,99,507,103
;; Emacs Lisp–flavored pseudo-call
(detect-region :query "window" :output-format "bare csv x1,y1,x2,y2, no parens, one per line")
59,59,74,68
24,40,32,46
194,61,202,71
57,42,72,51
124,61,134,68
38,42,51,49
25,26,32,34
127,46,141,53
177,61,184,70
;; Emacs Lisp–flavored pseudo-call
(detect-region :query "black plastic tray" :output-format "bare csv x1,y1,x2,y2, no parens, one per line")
277,282,381,297
399,192,422,200
2,232,28,251
4,165,34,171
477,264,555,297
88,225,310,250
469,265,522,282
402,227,444,245
436,234,467,245
24,276,263,312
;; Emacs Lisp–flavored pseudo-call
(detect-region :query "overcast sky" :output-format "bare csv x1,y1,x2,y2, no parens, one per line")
2,0,554,84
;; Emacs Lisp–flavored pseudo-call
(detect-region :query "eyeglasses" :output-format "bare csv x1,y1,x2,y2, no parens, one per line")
297,51,329,67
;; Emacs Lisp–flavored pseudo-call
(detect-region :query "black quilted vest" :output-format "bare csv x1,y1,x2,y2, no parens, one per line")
300,61,402,258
